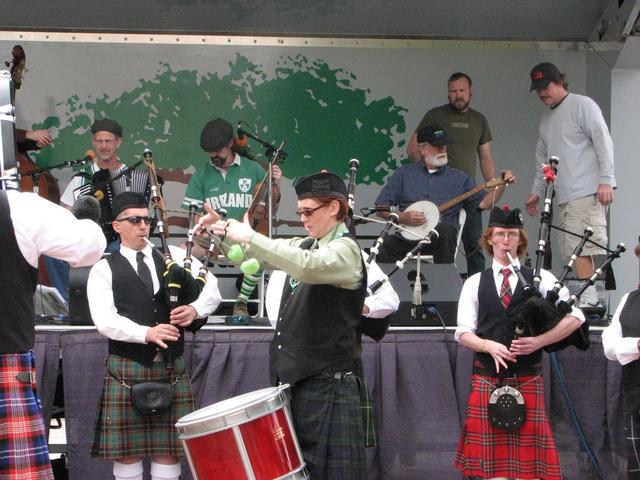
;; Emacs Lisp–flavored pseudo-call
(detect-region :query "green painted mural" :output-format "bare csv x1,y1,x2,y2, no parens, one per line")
31,53,407,185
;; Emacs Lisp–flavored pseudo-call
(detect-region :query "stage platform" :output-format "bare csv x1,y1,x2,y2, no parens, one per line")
32,327,625,480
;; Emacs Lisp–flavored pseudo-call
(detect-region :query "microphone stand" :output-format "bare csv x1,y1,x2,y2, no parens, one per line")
411,252,424,322
238,121,288,159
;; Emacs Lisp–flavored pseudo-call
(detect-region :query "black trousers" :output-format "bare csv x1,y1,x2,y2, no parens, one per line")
461,208,485,276
375,222,457,264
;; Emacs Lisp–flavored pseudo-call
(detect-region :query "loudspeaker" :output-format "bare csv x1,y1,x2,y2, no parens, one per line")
68,266,93,326
378,262,462,327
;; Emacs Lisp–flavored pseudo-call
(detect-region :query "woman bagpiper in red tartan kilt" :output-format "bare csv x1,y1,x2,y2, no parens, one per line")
454,207,585,479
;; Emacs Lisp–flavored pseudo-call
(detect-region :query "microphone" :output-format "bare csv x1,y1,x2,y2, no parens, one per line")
410,265,424,322
237,123,247,143
234,124,254,160
360,206,398,216
349,158,359,171
64,150,95,167
71,195,101,223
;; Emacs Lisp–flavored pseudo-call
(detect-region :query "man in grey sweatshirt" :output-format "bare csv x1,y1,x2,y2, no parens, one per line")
524,62,615,307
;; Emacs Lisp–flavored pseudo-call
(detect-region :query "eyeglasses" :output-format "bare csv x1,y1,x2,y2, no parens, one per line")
491,231,520,240
116,216,153,225
295,205,326,217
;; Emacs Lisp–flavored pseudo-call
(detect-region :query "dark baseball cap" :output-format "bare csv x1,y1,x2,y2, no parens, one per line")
529,62,562,92
416,126,450,147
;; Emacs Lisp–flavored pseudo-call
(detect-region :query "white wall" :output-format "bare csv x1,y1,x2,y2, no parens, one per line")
611,36,640,306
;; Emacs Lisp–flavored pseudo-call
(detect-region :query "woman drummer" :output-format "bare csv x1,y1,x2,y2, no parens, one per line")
198,170,368,479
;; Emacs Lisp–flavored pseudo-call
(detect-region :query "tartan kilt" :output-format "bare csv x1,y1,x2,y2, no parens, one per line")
353,358,376,447
626,412,640,479
0,352,53,480
290,373,367,480
91,354,195,459
454,374,562,480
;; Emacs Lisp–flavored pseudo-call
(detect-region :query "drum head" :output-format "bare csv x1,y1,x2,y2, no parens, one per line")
400,201,440,240
176,385,290,438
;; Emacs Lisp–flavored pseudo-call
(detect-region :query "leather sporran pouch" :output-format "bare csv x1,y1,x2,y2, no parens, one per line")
108,363,183,416
130,381,173,416
488,384,526,430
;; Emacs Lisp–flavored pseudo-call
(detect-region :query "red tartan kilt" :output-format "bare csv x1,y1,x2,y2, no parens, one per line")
455,374,562,480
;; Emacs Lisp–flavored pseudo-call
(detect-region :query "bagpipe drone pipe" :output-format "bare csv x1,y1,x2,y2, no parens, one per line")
142,149,216,360
508,158,625,352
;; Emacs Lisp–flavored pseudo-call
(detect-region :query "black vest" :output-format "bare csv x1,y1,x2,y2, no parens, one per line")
0,191,38,353
475,265,542,375
269,239,367,386
106,249,180,367
620,290,640,414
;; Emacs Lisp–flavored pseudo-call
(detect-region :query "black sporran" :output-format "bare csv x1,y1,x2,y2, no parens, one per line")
488,384,526,430
130,381,173,416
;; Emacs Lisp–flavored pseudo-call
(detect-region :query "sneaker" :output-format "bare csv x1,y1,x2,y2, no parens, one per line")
576,298,601,308
232,301,249,317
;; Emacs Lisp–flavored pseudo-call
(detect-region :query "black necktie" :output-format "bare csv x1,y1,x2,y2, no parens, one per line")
136,251,154,296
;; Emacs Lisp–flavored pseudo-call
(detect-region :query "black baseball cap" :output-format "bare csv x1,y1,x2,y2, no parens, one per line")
416,126,450,147
529,62,562,92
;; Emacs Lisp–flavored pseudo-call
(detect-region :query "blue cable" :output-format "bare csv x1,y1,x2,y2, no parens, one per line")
550,351,605,480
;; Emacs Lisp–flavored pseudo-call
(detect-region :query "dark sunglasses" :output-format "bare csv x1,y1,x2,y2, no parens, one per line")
295,205,326,217
116,215,153,225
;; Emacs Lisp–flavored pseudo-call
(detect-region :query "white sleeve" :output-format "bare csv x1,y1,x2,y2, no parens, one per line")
364,259,400,318
539,269,585,323
87,259,150,343
455,272,481,342
10,191,106,268
602,293,640,365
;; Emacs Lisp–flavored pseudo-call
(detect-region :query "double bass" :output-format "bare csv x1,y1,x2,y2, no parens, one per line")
7,45,60,286
8,45,60,202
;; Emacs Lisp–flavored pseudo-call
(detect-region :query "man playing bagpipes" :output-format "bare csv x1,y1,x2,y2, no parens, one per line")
454,205,585,480
87,192,222,480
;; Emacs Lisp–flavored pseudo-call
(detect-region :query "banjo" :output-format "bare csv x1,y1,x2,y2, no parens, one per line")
399,176,508,240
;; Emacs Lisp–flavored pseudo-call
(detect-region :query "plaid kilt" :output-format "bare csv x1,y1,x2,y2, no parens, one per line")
290,373,367,479
626,412,640,479
454,374,562,480
91,354,195,459
353,358,376,447
0,352,53,480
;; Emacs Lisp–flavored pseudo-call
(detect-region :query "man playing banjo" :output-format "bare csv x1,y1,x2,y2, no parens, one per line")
374,125,515,264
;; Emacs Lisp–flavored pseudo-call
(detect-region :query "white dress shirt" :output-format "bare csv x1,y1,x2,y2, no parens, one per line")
455,259,585,342
87,244,221,343
602,293,640,365
7,190,106,268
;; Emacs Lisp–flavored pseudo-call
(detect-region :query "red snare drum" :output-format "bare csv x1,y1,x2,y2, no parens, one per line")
176,384,308,480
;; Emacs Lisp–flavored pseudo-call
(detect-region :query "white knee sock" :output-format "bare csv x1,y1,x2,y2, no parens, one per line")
113,460,143,480
150,461,181,480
